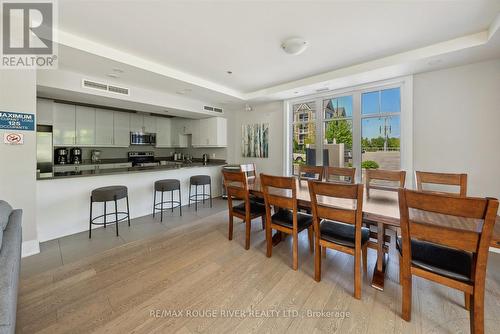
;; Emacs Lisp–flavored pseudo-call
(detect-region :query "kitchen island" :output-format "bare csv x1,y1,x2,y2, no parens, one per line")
36,162,225,242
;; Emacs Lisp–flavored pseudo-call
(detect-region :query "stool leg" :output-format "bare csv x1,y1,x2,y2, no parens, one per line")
161,191,164,222
195,185,198,211
153,190,156,218
179,188,182,216
104,202,107,229
89,196,93,239
210,183,213,208
171,190,174,213
126,195,131,226
114,197,119,236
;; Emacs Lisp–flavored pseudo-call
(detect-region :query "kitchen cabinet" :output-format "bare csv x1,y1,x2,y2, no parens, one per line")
143,115,157,133
36,98,53,125
192,117,227,147
113,112,130,147
170,118,189,147
95,108,114,146
75,106,96,146
156,117,172,147
130,114,144,132
53,103,76,146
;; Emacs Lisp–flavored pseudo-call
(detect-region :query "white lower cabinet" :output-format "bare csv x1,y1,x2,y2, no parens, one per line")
95,109,114,146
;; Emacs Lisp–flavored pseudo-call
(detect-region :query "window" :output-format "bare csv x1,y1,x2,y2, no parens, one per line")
286,81,409,181
292,102,316,175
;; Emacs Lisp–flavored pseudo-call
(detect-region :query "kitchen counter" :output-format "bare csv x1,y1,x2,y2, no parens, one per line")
38,161,226,180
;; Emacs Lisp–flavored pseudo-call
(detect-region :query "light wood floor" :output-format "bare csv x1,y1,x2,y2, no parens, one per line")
17,211,500,333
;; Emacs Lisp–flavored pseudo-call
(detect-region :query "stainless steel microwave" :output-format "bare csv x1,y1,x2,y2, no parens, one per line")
130,132,156,145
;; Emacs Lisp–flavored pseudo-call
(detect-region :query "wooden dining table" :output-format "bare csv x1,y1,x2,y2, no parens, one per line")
246,177,500,291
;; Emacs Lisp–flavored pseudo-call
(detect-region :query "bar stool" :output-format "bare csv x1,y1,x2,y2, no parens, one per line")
89,185,130,238
153,179,182,222
188,175,212,211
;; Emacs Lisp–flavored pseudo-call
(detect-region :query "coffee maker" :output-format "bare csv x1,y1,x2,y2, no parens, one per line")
55,148,68,165
71,147,82,164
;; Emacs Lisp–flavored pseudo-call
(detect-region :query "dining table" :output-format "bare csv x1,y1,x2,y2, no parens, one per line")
246,177,500,291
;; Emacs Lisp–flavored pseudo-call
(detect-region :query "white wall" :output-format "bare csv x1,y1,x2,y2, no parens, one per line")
226,102,284,175
413,58,500,197
0,70,39,256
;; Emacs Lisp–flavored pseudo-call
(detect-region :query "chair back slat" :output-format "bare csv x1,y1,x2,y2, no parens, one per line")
325,167,356,184
409,221,480,252
309,181,363,228
222,170,248,200
298,165,324,181
366,169,406,183
415,171,467,197
260,174,296,211
240,163,257,179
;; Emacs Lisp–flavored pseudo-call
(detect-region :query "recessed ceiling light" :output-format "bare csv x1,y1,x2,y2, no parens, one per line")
107,73,119,78
294,91,299,94
226,70,233,74
281,37,308,55
112,68,124,73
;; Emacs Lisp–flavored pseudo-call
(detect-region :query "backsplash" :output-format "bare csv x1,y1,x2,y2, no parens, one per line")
78,146,227,160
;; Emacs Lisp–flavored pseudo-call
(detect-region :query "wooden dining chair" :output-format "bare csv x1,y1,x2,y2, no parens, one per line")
222,170,266,250
325,166,356,184
363,169,406,257
308,180,368,299
298,165,324,181
415,171,467,197
398,189,498,334
240,163,257,179
260,173,314,270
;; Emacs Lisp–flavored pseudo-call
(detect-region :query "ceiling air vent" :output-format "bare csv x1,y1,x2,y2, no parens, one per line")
108,85,129,96
82,79,130,96
203,105,223,113
82,79,107,91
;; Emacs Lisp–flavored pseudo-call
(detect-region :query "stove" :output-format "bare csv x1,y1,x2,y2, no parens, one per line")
128,152,158,167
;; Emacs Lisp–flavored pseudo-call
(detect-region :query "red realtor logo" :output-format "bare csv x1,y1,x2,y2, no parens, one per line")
3,133,24,145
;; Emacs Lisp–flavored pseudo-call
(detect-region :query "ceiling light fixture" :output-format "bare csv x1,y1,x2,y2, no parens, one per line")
244,104,253,112
281,37,308,55
226,70,233,74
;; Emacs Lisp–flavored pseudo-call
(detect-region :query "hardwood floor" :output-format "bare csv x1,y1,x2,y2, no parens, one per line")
17,210,500,333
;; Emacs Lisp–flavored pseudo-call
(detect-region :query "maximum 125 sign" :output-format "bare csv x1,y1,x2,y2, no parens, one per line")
0,111,35,131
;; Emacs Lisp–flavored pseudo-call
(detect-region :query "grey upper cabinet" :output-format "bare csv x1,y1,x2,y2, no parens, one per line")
156,117,171,147
95,108,114,146
113,112,130,147
36,98,53,125
53,103,76,146
130,114,144,132
75,106,96,146
143,115,157,133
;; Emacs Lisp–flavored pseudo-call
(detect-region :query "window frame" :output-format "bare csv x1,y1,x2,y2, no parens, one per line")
284,76,413,185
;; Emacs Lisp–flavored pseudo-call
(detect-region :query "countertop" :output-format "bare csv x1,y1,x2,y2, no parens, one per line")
38,161,227,180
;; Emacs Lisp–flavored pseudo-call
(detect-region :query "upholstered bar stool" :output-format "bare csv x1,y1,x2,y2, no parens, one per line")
188,175,212,211
153,179,182,222
89,185,130,238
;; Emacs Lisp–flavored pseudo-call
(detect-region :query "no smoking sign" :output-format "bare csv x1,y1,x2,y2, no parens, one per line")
3,133,24,145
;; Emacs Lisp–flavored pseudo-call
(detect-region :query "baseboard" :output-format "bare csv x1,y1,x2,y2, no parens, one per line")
22,239,40,258
489,247,500,254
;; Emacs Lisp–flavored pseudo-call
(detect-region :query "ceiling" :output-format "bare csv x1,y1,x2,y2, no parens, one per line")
51,0,500,104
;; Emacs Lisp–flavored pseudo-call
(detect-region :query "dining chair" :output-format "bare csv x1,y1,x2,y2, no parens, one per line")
260,173,314,270
308,180,368,299
240,163,257,179
363,169,406,258
325,166,356,184
298,165,324,182
222,170,266,250
415,171,467,197
398,189,498,334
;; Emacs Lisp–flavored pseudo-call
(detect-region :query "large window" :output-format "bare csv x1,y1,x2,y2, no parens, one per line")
287,83,406,182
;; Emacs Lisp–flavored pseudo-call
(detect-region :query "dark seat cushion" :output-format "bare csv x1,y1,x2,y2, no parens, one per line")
91,186,128,202
155,179,180,192
232,200,266,216
190,175,211,185
271,209,312,231
396,237,472,282
320,220,369,248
